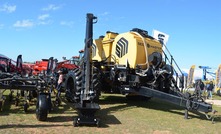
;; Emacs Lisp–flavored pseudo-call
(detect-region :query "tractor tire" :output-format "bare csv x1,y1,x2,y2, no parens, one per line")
91,68,101,102
66,67,101,103
75,70,82,102
66,69,82,103
36,94,48,121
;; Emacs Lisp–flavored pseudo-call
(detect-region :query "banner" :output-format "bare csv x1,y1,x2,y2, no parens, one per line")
152,30,169,47
215,64,221,92
187,65,195,87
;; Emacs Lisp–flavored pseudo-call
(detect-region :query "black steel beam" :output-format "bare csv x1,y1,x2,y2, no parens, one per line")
0,84,37,90
122,86,213,113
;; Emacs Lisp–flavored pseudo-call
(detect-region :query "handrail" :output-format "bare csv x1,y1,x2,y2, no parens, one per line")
162,44,184,91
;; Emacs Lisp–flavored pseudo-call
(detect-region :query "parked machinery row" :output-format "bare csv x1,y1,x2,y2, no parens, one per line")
0,56,62,121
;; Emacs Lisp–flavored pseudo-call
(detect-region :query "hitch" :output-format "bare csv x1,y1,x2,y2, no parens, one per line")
205,110,218,124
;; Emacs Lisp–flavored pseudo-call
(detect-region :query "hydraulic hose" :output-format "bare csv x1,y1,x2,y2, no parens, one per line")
130,31,149,74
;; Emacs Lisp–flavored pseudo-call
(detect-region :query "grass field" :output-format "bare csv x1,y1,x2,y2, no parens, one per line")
0,92,221,134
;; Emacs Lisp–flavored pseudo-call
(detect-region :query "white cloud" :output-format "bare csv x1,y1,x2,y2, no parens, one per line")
0,4,16,13
42,4,62,11
13,20,34,28
38,14,50,20
99,12,110,16
60,21,74,28
37,14,52,25
98,12,111,21
38,20,52,25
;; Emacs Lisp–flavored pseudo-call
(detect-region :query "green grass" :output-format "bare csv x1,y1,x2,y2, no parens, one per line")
0,91,221,134
212,94,221,100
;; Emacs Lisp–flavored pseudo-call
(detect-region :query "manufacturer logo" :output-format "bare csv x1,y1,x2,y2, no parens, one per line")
92,43,96,57
116,37,128,58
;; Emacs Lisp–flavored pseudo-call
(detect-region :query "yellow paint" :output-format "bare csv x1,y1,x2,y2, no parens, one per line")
92,30,163,69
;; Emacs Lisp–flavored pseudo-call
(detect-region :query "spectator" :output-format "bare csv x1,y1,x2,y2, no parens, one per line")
195,79,204,97
56,70,64,104
207,81,214,99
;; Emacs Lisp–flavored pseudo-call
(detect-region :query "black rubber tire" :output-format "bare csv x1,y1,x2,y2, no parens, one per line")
36,94,48,121
91,69,101,102
64,68,81,103
75,70,82,102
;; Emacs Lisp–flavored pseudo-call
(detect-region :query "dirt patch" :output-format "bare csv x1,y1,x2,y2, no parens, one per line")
153,130,172,134
205,100,221,106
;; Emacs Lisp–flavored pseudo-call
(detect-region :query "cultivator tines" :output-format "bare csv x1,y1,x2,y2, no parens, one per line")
0,56,59,121
0,64,57,121
0,73,54,120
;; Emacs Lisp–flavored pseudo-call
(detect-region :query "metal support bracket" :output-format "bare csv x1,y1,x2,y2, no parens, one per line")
74,102,100,127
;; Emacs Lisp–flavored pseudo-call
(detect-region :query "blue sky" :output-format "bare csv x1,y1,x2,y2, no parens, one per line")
0,0,221,73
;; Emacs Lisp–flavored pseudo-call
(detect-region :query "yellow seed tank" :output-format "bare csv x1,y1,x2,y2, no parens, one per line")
92,30,163,69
